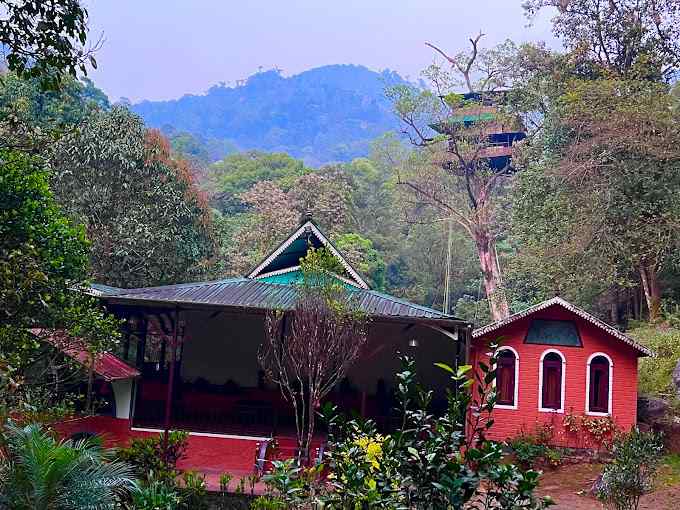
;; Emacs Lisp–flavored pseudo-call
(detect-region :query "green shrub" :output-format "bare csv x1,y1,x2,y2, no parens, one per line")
544,447,563,468
596,429,664,510
180,470,208,510
117,431,188,484
509,435,547,469
219,472,233,492
250,495,287,510
508,424,563,469
259,459,321,506
131,479,181,510
321,353,554,509
630,322,680,398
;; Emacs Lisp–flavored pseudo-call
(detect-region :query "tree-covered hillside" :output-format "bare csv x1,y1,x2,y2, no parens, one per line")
131,65,406,166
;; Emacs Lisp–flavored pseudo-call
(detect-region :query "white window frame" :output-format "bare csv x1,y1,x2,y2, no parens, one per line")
585,352,613,416
494,347,519,410
538,348,566,413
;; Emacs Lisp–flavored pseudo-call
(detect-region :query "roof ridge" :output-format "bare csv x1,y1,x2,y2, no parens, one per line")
472,296,653,357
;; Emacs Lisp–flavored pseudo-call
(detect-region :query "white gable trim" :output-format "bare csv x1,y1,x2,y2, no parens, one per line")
254,265,364,289
472,296,653,357
254,266,302,279
247,221,370,290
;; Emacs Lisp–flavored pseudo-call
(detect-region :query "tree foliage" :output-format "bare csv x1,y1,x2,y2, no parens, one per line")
386,36,530,320
49,106,215,288
0,148,120,413
523,0,680,81
0,73,109,151
0,0,98,90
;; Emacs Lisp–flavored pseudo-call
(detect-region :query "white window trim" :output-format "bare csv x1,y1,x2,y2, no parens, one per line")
585,352,614,416
494,346,519,410
538,348,566,414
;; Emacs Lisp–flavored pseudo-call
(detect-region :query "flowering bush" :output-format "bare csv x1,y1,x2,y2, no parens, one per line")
321,352,554,509
323,420,403,508
564,411,618,447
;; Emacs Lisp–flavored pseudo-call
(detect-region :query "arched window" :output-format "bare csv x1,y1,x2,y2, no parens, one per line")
540,350,565,412
587,353,612,415
496,348,518,409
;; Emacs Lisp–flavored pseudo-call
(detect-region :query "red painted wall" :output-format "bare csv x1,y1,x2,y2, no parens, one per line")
471,305,640,449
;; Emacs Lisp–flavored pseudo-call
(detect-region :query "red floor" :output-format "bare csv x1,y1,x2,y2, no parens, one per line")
52,415,324,491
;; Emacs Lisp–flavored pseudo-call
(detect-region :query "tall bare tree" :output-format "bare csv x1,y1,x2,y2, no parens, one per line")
387,35,521,320
259,249,368,461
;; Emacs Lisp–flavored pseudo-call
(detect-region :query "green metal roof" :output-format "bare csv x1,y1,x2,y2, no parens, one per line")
98,278,466,324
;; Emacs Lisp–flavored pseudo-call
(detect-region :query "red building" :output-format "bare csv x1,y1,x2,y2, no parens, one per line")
52,218,470,488
470,297,652,449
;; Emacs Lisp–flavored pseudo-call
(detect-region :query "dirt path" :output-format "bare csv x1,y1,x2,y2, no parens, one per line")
536,463,680,509
536,463,604,509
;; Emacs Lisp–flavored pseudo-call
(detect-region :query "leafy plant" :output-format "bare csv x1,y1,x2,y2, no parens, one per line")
563,411,618,447
180,470,208,510
509,435,548,470
508,425,562,469
234,477,247,495
130,478,181,510
258,459,325,508
596,429,664,510
117,431,188,484
0,421,136,510
219,472,233,493
246,473,259,496
249,495,288,510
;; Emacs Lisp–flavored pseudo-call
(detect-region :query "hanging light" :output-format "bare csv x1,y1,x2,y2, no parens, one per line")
408,338,419,348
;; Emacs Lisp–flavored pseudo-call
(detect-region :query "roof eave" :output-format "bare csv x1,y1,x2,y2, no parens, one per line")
102,295,469,327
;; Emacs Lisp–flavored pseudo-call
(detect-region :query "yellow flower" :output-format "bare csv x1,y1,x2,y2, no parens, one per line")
365,441,383,470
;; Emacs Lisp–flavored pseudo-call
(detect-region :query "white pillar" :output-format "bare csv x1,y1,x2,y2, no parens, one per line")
111,379,134,419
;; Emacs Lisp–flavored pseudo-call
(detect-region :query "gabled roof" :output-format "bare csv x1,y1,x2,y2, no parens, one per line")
98,278,464,325
472,296,653,357
247,219,370,290
32,329,140,381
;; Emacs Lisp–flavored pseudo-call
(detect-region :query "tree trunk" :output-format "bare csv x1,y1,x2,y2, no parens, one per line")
609,287,619,326
639,262,661,322
85,354,95,415
473,228,509,321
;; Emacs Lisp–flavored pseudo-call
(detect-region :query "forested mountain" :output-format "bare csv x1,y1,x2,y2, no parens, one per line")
132,65,407,165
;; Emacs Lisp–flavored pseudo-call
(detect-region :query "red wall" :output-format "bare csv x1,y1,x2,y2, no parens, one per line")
471,305,640,449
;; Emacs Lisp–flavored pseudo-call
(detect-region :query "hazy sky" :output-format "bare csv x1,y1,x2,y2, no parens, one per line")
84,0,559,103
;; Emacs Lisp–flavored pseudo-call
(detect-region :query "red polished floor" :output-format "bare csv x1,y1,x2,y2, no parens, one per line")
52,415,323,491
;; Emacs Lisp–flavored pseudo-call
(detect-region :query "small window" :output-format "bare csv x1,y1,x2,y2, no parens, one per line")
526,319,582,347
541,352,563,410
496,350,517,407
588,355,611,414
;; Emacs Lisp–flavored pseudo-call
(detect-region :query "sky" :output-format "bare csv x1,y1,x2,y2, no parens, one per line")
84,0,559,103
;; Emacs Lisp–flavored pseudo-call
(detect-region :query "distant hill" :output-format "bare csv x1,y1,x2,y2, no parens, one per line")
131,65,407,165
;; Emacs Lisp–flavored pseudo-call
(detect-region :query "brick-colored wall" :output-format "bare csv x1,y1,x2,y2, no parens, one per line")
471,305,640,449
